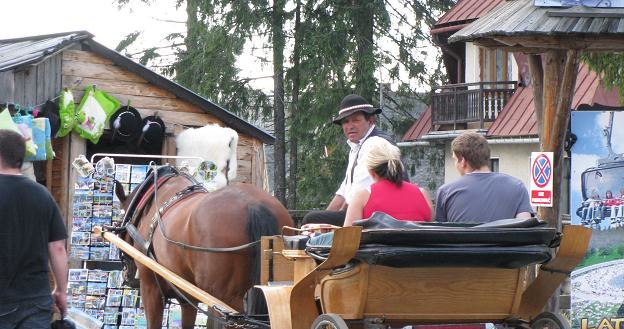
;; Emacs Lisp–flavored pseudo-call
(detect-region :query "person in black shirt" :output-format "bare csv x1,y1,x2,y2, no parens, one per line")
0,129,68,328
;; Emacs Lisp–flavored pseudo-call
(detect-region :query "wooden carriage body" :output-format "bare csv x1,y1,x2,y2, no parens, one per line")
258,225,590,329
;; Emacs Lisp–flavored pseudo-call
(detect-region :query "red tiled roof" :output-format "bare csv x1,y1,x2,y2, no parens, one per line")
486,85,537,137
488,64,620,137
402,106,431,141
435,0,505,28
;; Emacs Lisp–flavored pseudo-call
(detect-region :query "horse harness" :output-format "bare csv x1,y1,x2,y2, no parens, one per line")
112,165,270,327
117,165,262,258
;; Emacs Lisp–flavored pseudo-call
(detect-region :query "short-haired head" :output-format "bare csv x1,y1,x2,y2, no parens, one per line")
451,132,490,170
0,129,26,169
366,137,403,187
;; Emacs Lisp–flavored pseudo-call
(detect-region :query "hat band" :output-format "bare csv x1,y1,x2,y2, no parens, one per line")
338,104,374,115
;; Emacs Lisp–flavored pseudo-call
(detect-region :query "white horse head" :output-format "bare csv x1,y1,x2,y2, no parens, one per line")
175,124,238,190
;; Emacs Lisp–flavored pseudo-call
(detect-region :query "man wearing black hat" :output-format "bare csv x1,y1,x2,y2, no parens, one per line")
302,94,396,226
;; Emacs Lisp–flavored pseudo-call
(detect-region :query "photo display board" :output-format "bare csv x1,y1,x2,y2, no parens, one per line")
68,163,211,328
570,110,624,329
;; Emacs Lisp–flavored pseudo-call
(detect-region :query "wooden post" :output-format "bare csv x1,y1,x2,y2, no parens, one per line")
530,49,579,313
527,54,544,137
531,50,579,229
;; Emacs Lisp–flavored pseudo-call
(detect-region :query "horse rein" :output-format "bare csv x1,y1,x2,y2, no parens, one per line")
149,180,263,253
123,166,263,255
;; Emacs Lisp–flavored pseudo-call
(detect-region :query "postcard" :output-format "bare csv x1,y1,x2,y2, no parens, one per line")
87,270,109,282
85,295,106,309
105,289,123,307
87,282,107,296
69,246,89,260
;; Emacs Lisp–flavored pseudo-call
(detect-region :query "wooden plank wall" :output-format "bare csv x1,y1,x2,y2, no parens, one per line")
61,49,266,187
0,71,15,102
12,53,63,106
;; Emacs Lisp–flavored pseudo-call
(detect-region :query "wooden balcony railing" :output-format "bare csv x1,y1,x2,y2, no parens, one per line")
431,81,517,129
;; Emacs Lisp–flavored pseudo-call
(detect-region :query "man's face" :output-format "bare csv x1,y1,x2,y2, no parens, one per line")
341,112,374,143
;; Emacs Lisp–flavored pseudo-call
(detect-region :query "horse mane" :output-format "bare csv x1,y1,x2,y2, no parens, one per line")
175,124,239,190
245,203,279,315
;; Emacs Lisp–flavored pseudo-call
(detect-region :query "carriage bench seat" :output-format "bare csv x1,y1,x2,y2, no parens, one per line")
304,213,560,269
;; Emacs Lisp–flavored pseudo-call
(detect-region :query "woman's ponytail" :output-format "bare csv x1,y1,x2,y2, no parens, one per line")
366,138,404,187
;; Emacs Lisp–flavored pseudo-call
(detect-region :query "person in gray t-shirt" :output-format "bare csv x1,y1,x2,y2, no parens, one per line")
436,132,533,223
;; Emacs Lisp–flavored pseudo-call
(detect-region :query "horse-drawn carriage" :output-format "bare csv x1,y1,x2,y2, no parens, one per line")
96,168,590,329
86,135,590,329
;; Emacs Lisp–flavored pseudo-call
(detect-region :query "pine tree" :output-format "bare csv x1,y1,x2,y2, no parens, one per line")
114,0,456,209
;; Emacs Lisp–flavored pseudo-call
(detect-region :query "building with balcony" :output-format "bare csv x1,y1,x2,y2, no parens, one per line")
402,0,620,199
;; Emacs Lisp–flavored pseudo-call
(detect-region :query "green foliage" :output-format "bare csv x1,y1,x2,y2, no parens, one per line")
115,31,141,52
578,244,624,268
113,0,455,209
582,52,624,104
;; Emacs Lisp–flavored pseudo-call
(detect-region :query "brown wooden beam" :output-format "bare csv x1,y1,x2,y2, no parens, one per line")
490,35,624,51
535,50,580,229
528,54,544,137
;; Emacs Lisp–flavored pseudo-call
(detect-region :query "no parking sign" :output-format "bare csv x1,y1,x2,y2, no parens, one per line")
529,152,553,207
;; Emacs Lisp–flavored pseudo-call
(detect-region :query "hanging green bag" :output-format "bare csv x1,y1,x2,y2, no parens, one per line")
73,86,121,144
57,89,76,137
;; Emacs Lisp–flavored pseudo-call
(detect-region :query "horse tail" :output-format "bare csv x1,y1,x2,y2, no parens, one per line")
245,203,279,315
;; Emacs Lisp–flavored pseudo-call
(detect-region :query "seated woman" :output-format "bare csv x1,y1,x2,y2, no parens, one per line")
603,189,623,220
583,190,603,221
344,139,432,227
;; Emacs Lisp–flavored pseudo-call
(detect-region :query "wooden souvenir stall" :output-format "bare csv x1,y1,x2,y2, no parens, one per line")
0,31,274,225
1,31,275,327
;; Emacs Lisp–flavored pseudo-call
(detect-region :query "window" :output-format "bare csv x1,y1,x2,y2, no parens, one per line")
490,158,499,172
480,48,512,82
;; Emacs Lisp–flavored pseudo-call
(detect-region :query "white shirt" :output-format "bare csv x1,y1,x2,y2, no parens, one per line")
336,126,390,205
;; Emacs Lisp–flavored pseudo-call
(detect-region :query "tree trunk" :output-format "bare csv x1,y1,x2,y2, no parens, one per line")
287,1,302,210
352,0,376,101
272,0,287,205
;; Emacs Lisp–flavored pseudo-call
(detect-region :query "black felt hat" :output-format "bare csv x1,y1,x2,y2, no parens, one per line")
40,100,61,137
332,94,382,125
110,105,143,142
138,115,165,151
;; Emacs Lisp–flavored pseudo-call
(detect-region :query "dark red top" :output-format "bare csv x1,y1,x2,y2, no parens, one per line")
363,179,431,221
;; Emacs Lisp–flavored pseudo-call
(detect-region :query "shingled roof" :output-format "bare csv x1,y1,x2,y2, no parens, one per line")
0,31,274,144
450,0,624,50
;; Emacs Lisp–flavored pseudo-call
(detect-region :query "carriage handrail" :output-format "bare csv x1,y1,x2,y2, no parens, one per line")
93,226,239,314
90,152,205,164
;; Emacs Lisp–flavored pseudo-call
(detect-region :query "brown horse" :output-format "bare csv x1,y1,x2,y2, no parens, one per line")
115,170,293,328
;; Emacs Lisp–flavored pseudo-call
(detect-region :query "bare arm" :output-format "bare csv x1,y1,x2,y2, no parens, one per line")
515,212,532,219
326,194,346,211
48,240,68,316
344,189,370,227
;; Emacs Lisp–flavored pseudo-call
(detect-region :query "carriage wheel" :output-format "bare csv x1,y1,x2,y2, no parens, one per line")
311,313,349,329
530,312,570,329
